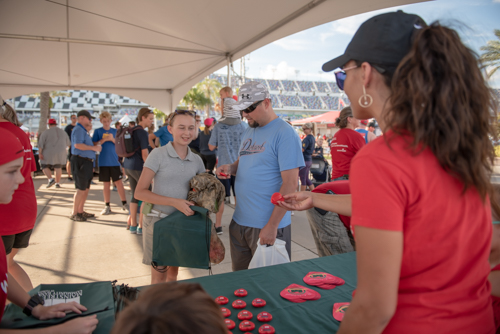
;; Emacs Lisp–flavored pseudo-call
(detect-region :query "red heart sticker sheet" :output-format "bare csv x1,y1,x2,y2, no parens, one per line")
215,296,229,305
257,311,273,322
234,288,248,297
280,283,321,303
303,272,345,290
232,299,247,309
258,324,276,333
224,319,236,329
237,310,253,320
239,320,255,331
220,307,231,318
333,302,350,321
252,298,266,307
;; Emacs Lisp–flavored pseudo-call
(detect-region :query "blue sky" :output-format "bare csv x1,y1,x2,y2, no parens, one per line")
215,0,500,88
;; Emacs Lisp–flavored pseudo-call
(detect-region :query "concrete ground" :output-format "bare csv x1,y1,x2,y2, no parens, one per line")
16,174,319,288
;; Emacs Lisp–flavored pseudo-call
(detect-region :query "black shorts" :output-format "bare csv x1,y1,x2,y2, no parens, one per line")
67,150,72,161
200,154,216,171
71,155,94,190
99,166,123,182
40,164,62,169
2,229,33,255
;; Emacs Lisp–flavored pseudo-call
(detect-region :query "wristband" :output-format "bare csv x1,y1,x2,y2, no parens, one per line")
23,294,45,317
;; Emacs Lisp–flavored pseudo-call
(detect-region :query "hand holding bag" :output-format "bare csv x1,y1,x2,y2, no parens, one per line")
248,238,290,269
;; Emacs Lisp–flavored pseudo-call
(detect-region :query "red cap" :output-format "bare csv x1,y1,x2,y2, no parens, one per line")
48,118,57,125
0,128,25,165
360,119,368,125
204,118,214,127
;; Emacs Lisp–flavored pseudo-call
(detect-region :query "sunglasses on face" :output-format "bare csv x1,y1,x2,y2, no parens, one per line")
334,65,358,91
242,100,264,114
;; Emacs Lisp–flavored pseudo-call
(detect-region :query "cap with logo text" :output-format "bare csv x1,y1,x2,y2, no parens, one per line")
232,81,271,111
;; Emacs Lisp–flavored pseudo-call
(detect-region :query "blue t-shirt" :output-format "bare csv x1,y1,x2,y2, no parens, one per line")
123,126,149,171
208,122,248,166
154,126,173,146
355,128,369,144
302,134,315,162
92,127,120,167
71,123,95,159
233,118,304,229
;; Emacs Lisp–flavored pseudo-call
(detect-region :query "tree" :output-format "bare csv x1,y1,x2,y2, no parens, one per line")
480,29,500,78
195,78,222,117
33,91,70,137
180,87,211,111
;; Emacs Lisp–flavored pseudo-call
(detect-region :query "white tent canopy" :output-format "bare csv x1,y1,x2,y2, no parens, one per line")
0,0,422,113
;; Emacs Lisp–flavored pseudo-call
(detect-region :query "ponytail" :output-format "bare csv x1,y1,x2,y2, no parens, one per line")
0,100,21,126
385,22,499,216
335,106,353,129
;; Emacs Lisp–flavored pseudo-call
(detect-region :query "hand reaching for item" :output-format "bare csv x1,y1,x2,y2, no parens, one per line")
278,191,314,212
216,164,231,179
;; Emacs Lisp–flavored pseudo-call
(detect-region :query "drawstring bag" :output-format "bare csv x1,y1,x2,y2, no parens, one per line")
152,206,217,270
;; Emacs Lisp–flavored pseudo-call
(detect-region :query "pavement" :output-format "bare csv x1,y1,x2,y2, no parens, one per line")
15,158,500,289
16,175,319,288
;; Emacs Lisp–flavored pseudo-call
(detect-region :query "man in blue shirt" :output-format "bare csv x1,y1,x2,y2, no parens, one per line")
70,110,101,222
92,111,128,215
216,82,305,271
149,118,173,148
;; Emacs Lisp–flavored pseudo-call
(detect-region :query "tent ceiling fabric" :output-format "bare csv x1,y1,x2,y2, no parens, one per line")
0,0,424,113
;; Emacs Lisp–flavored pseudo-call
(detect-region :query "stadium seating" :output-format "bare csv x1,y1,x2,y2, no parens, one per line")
297,80,314,92
301,96,324,110
282,80,297,91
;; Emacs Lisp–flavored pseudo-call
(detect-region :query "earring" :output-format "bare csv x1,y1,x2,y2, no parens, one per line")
358,85,373,108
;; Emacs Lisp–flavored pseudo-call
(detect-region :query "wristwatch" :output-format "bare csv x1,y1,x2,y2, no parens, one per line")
23,294,45,316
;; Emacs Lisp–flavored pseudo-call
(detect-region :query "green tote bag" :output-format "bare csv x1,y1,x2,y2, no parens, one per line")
152,206,211,270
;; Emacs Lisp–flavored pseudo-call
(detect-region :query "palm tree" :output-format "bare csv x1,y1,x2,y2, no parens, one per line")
195,78,222,117
32,91,71,136
180,87,211,112
480,29,500,78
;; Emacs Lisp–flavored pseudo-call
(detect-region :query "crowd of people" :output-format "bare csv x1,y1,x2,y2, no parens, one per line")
0,9,499,334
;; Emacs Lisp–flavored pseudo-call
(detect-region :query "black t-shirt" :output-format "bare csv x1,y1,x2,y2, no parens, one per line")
123,126,149,171
64,124,75,138
188,130,201,152
313,146,324,158
302,134,315,162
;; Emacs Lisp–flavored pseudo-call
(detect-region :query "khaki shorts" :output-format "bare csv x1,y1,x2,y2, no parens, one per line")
229,219,291,272
142,215,162,266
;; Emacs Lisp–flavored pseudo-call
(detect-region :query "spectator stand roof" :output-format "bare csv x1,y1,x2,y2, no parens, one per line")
291,110,341,125
0,0,422,113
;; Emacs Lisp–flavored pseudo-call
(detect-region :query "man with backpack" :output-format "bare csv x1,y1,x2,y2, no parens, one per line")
92,111,128,215
119,108,154,234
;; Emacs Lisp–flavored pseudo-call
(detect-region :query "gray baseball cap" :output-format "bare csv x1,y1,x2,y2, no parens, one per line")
232,81,271,111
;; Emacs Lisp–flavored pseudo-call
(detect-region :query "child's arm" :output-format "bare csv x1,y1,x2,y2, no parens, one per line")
135,167,195,216
220,98,224,115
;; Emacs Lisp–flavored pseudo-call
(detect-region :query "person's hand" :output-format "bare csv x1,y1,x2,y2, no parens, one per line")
94,145,102,153
39,153,44,161
32,301,87,320
216,164,231,179
174,199,196,216
278,191,314,212
259,224,278,246
55,315,98,334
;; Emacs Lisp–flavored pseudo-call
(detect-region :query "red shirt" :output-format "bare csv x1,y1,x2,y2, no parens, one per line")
0,238,8,320
350,132,494,334
330,128,365,179
0,122,37,235
312,181,351,228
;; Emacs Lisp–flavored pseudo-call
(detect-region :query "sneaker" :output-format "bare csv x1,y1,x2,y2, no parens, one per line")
70,213,87,221
55,183,61,188
112,186,117,192
91,180,96,185
82,211,95,218
137,228,142,235
130,226,137,234
101,206,111,215
122,203,129,212
215,226,223,235
68,176,73,181
46,179,55,188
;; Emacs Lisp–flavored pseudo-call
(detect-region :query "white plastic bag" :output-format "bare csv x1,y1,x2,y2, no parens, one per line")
248,238,290,269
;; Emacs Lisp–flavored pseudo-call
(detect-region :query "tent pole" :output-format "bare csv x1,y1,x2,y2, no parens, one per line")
227,57,232,88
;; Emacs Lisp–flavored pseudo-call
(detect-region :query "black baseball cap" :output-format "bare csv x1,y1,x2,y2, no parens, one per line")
322,11,427,72
77,110,95,120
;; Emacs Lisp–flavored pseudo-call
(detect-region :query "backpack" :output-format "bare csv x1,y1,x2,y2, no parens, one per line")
115,126,141,158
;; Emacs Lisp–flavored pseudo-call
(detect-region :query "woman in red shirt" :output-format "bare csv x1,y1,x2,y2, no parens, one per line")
330,106,365,181
280,11,499,334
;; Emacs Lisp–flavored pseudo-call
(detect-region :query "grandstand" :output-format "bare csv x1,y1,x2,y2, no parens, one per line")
281,80,298,91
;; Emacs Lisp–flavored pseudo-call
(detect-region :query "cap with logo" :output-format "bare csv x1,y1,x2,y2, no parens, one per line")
48,118,57,125
77,110,96,120
0,128,25,165
232,81,271,111
360,120,368,126
322,10,427,72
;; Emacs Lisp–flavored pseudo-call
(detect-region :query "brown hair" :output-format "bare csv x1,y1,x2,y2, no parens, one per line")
203,125,211,135
335,106,353,129
220,86,233,96
384,23,500,217
111,282,226,334
168,110,196,127
137,107,153,124
1,102,21,126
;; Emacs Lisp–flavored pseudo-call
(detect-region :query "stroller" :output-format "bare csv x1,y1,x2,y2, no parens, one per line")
309,155,331,187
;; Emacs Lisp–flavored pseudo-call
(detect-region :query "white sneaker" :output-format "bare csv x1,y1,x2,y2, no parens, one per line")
122,203,129,212
101,206,111,215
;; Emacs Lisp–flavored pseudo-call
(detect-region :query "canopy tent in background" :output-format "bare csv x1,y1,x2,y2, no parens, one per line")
118,115,133,125
0,0,422,113
291,110,341,125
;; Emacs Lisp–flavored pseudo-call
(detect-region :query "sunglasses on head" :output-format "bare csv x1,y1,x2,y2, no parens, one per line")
242,99,265,114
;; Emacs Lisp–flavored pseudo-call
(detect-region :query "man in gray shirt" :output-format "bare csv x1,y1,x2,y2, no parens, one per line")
39,118,71,188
